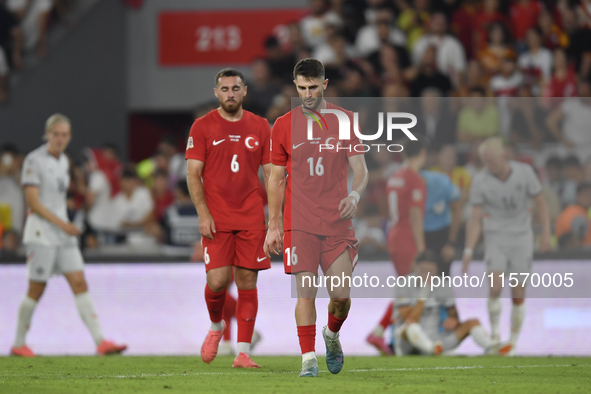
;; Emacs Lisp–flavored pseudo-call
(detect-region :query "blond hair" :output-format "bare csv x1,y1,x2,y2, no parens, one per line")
45,113,71,133
478,137,505,157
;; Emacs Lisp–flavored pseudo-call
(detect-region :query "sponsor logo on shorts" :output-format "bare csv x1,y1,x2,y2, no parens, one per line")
257,257,267,262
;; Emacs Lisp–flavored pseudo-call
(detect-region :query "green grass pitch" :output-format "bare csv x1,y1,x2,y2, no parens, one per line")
1,355,589,394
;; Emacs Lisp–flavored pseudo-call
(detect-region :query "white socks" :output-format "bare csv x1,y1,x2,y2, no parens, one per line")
325,326,338,339
211,321,223,331
74,292,104,346
510,303,525,345
488,298,502,342
14,296,38,347
405,323,435,354
302,351,316,362
237,342,250,355
470,325,493,349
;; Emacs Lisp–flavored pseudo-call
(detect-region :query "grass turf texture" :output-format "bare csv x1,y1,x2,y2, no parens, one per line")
0,356,589,394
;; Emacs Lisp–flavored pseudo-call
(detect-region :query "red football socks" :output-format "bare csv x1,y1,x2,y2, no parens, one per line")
222,292,237,341
297,325,316,354
379,302,394,329
236,288,258,343
328,312,348,333
204,284,226,324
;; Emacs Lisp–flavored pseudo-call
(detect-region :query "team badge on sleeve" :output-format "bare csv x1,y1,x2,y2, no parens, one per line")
187,137,194,150
412,189,423,202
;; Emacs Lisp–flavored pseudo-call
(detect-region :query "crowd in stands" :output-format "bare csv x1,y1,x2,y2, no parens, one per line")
0,0,74,103
2,0,591,257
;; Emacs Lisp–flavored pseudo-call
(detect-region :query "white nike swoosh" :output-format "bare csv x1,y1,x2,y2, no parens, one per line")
213,139,225,146
292,142,305,149
257,257,267,262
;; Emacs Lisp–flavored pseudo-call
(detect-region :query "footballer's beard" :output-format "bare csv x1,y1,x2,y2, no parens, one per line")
301,95,322,111
219,98,242,114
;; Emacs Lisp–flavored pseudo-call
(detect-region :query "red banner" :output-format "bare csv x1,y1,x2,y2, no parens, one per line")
158,9,307,66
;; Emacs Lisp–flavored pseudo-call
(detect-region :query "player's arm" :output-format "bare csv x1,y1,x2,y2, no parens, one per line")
462,205,483,273
24,186,80,236
186,158,215,240
339,154,369,220
533,192,552,252
264,164,286,258
398,301,426,324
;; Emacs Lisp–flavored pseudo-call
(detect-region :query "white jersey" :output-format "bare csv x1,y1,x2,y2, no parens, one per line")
21,144,76,246
470,161,542,236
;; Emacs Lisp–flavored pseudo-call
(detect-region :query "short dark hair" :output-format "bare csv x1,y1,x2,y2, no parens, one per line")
160,134,178,148
176,179,190,197
0,143,19,155
564,155,581,168
546,156,562,169
415,249,440,265
121,169,137,179
293,58,325,81
153,169,168,179
214,68,246,87
470,87,486,96
402,139,425,159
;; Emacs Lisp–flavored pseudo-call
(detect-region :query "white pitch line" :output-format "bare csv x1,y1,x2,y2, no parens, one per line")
0,363,588,379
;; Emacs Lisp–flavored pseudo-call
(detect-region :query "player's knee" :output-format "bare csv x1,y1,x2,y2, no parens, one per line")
70,278,88,294
27,283,46,301
331,297,350,311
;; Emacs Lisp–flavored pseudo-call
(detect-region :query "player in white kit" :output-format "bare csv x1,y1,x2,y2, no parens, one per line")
462,138,551,353
10,114,127,357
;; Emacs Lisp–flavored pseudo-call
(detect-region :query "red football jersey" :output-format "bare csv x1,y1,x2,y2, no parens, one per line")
386,167,426,238
185,109,270,231
271,103,363,236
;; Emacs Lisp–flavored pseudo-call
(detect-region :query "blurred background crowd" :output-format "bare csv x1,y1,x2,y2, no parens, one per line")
1,0,591,259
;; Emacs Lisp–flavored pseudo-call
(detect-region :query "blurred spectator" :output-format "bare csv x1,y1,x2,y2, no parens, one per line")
537,9,568,51
563,155,586,185
82,148,117,232
152,169,174,223
0,0,22,69
450,0,477,59
490,53,523,97
266,84,293,124
357,6,405,57
455,60,491,97
472,0,509,54
413,12,467,86
544,156,577,208
339,67,372,97
300,0,342,49
518,28,553,94
112,169,156,243
542,48,577,100
243,58,281,118
555,182,591,248
507,85,546,149
0,228,19,258
586,157,591,182
162,180,199,247
286,23,311,59
546,80,591,148
0,46,7,103
409,45,453,96
563,7,591,78
413,89,456,145
464,142,484,178
313,26,356,66
6,0,52,57
477,23,514,79
509,0,542,43
397,0,429,51
429,144,472,205
0,143,24,235
138,135,185,190
456,87,500,143
265,36,296,84
355,203,387,255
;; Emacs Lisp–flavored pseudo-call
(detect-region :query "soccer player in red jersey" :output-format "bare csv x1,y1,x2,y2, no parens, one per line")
366,140,427,354
186,68,271,368
264,59,369,377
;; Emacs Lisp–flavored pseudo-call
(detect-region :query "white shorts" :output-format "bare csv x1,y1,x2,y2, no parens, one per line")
484,232,534,279
26,243,85,282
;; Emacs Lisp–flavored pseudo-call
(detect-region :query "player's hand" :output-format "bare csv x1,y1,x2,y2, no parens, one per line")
540,232,552,253
441,244,456,262
338,196,358,220
264,227,282,259
462,254,472,274
61,222,81,236
199,212,216,240
442,317,458,331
